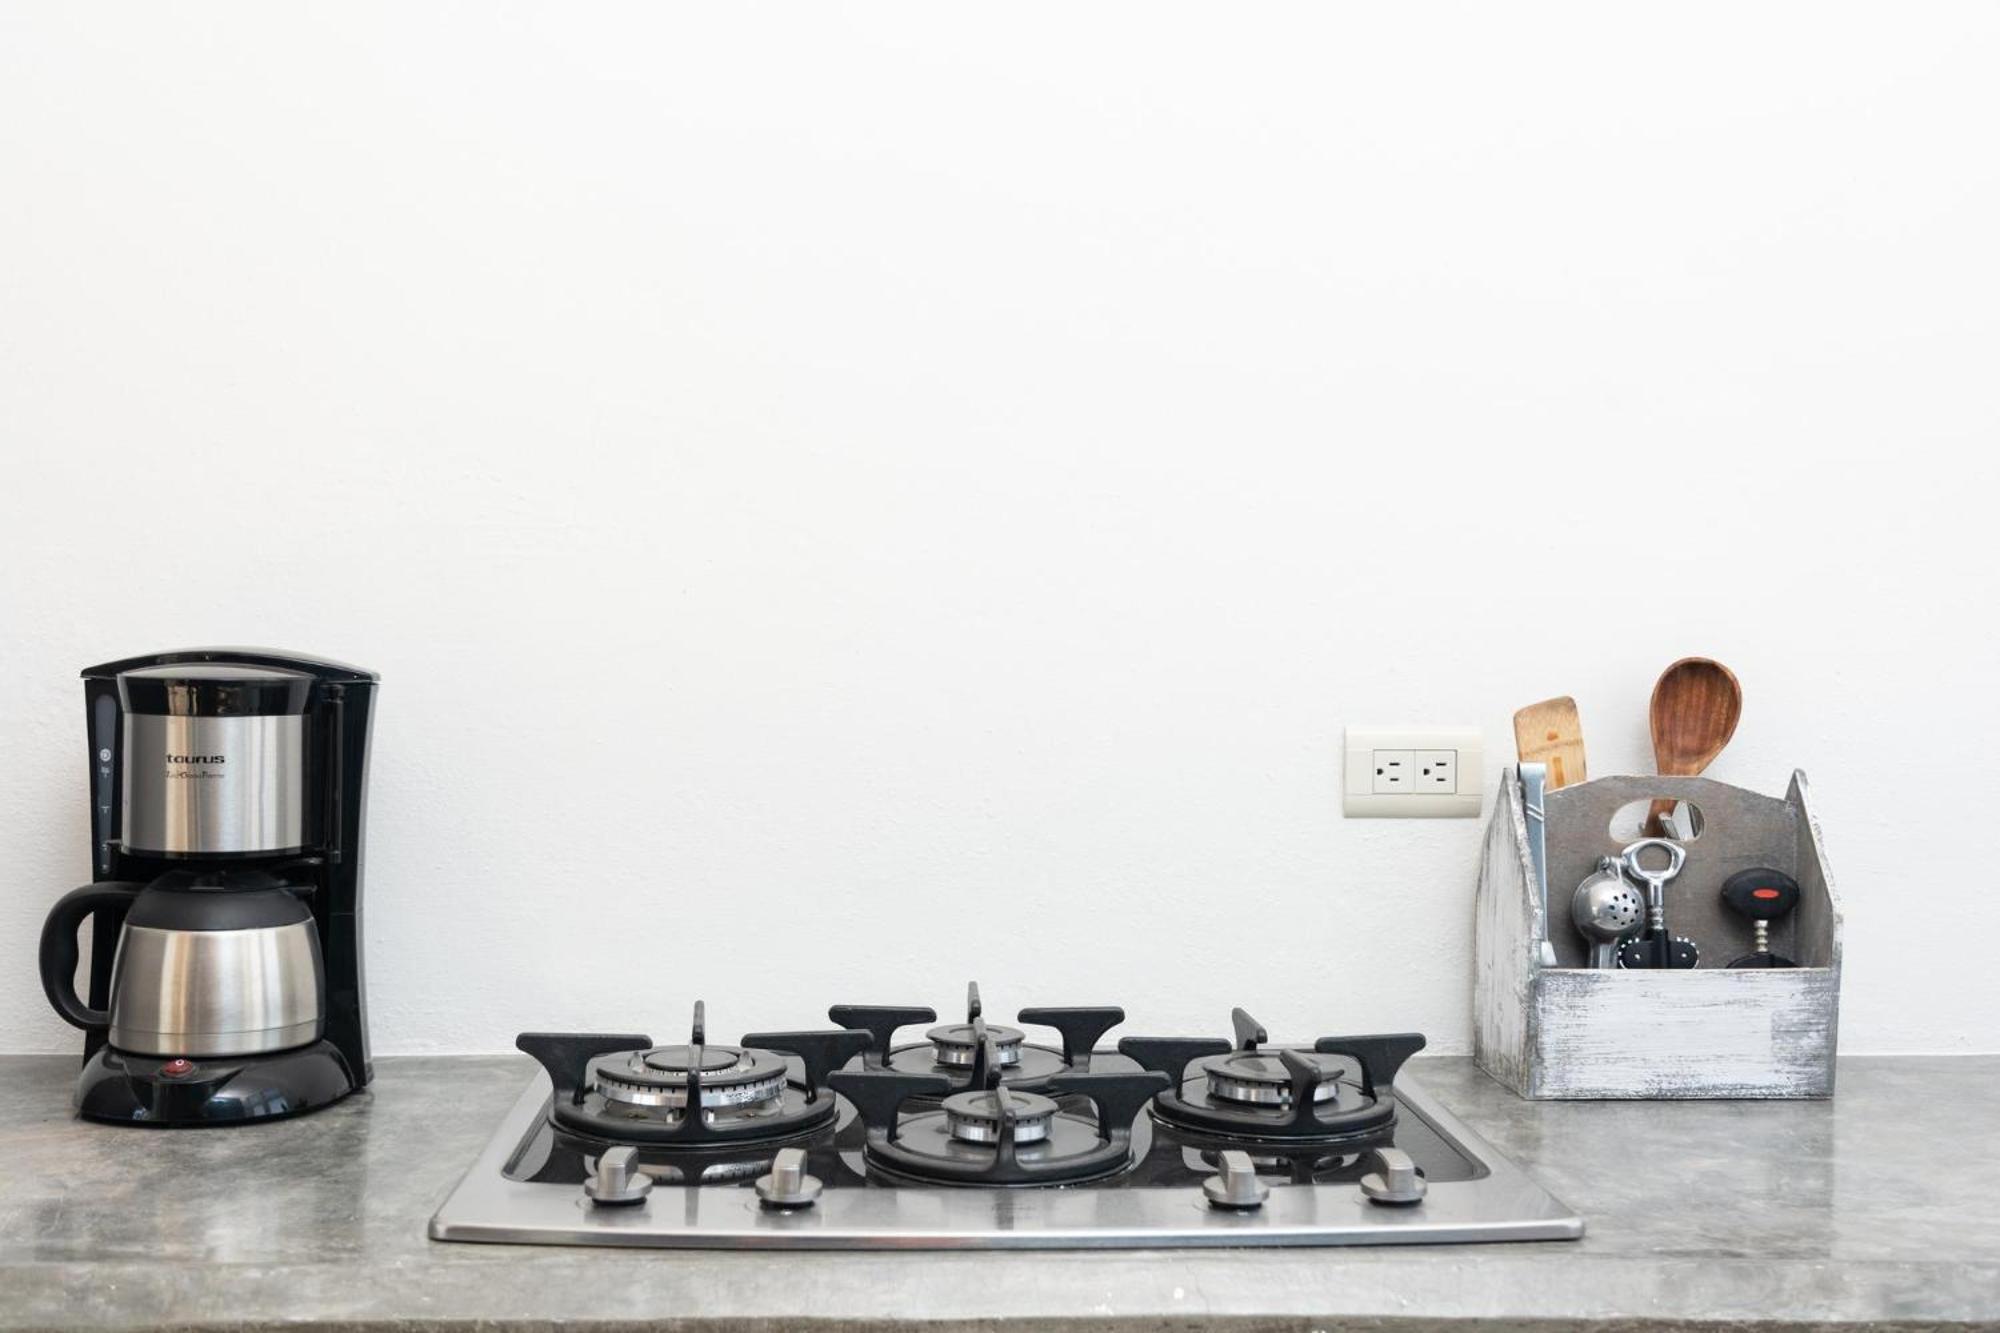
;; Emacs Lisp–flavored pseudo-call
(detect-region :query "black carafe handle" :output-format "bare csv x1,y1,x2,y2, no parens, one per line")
39,882,143,1031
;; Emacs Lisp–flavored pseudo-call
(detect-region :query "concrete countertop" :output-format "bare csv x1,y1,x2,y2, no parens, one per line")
2,1053,1995,1331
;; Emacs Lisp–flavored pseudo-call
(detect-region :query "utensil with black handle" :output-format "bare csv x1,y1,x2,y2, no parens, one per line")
1720,868,1801,968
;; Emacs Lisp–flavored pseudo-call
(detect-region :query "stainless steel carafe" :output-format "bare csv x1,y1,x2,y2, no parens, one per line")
40,870,325,1058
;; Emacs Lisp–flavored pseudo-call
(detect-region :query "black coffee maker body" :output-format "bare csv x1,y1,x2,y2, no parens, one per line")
37,649,377,1126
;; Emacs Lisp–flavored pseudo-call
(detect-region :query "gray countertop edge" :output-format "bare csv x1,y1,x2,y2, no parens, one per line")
3,1053,1998,1332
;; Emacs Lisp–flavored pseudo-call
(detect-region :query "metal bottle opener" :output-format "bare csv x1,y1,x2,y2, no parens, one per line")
1614,837,1699,969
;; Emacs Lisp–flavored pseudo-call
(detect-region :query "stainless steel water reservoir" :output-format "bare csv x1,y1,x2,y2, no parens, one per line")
117,664,313,856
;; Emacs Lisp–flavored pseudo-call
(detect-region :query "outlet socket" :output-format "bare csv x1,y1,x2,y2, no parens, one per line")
1413,749,1458,793
1372,750,1415,794
1344,727,1482,818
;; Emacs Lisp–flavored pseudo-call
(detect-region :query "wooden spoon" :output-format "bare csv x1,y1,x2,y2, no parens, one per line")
1647,657,1742,835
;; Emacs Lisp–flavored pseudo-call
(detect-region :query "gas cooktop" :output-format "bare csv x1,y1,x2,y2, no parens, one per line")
429,984,1582,1250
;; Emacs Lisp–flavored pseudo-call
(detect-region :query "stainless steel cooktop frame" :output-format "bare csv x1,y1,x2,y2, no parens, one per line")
429,1070,1583,1249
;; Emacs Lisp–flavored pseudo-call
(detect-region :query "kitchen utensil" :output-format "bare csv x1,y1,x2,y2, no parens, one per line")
1646,658,1741,835
1520,764,1558,966
1720,868,1801,967
1614,837,1698,969
1513,697,1587,790
1570,855,1644,967
1656,801,1701,840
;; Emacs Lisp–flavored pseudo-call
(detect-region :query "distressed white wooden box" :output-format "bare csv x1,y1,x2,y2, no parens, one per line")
1474,768,1842,1099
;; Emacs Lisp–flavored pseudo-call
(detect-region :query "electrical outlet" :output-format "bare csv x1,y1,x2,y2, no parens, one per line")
1372,749,1415,794
1344,727,1482,818
1413,749,1457,793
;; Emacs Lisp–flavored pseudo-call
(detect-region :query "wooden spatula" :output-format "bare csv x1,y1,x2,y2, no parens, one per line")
1513,697,1587,790
1646,657,1742,834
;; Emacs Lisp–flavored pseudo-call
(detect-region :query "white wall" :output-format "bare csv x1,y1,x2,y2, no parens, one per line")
4,3,1997,1058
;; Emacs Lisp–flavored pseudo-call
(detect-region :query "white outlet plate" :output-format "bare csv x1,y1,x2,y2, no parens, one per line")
1343,726,1483,818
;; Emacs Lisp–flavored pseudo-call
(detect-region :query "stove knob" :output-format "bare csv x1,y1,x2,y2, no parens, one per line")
1358,1147,1426,1206
1201,1150,1270,1211
583,1146,653,1207
754,1147,823,1209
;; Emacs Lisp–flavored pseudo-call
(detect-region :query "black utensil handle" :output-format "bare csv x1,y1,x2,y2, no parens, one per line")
38,882,143,1032
1728,952,1798,969
1720,868,1801,920
1619,936,1699,969
1619,933,1660,969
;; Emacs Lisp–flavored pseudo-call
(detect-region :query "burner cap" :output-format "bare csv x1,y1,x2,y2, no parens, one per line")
641,1044,744,1074
928,1021,1024,1068
942,1087,1056,1144
1204,1050,1342,1107
594,1044,789,1111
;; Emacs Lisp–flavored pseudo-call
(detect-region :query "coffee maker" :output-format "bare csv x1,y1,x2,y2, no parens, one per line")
36,648,378,1126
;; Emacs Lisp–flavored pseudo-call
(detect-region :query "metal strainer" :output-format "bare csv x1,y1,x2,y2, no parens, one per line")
1570,855,1644,967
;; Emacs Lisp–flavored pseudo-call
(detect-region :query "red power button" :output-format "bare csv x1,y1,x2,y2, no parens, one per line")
160,1058,194,1078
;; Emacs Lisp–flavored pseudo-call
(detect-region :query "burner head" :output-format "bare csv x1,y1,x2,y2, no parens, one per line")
1161,1047,1389,1144
828,1065,1167,1188
833,986,1126,1094
1118,1020,1427,1148
943,1087,1056,1144
515,1008,871,1151
928,1021,1024,1069
594,1043,790,1113
1204,1050,1342,1107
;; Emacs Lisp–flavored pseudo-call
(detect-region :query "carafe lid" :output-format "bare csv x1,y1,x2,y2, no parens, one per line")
126,869,315,932
118,662,314,717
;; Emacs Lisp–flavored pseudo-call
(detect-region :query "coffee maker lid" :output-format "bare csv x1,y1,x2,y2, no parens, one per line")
118,662,315,717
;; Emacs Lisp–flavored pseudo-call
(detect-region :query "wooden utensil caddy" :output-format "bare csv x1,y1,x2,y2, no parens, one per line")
1474,769,1842,1099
